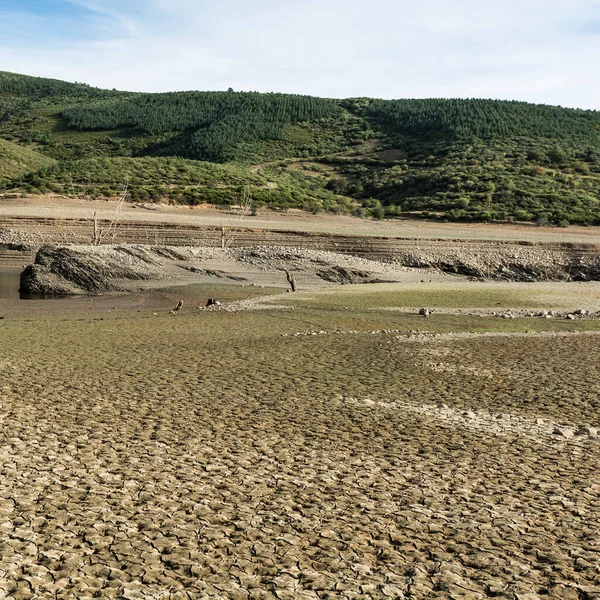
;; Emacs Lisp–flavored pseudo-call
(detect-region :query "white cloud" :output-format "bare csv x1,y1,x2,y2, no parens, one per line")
1,0,599,108
63,0,143,37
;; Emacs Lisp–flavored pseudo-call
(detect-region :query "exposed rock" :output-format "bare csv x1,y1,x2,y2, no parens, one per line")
20,263,82,296
19,245,152,296
400,244,600,282
19,243,414,296
0,229,45,250
315,266,371,284
576,426,598,437
553,426,575,439
18,240,600,298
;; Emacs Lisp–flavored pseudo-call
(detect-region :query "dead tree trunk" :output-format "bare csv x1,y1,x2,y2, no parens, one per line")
92,212,100,246
285,270,297,292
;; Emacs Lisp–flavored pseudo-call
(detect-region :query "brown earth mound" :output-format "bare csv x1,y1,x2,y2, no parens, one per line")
20,246,157,295
19,244,428,296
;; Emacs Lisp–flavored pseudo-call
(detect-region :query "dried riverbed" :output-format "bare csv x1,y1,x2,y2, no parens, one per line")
1,282,600,598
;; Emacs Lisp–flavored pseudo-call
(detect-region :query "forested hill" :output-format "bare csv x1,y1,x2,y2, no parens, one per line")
1,71,600,225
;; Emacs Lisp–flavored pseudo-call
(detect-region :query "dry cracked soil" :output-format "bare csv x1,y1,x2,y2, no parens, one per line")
1,285,600,599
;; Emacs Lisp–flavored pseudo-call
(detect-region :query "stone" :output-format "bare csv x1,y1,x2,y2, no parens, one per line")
381,584,406,597
576,426,598,437
553,426,575,439
548,584,580,599
120,588,147,599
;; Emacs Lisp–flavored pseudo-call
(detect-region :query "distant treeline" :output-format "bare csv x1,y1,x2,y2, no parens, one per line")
0,71,121,100
367,98,600,146
61,92,342,161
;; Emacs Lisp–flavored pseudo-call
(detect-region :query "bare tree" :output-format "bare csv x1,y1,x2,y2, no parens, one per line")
220,186,253,250
91,184,129,246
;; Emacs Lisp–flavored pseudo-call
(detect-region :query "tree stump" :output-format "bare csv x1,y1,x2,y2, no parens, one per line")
285,270,297,292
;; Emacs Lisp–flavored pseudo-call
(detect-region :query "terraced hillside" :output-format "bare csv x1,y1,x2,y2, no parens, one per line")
1,71,600,224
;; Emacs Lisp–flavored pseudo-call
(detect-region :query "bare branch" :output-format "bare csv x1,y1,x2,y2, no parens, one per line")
97,183,128,244
89,183,129,246
221,186,252,250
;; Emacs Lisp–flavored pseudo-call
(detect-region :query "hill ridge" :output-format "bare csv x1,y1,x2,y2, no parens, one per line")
1,71,599,225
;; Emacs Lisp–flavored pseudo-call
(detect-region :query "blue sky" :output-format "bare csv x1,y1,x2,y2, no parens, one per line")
1,0,600,108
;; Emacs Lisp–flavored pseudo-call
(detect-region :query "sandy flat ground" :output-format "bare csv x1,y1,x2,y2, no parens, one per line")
289,280,600,312
3,196,600,243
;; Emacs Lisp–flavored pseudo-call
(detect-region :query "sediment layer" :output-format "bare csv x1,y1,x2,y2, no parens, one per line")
4,215,600,292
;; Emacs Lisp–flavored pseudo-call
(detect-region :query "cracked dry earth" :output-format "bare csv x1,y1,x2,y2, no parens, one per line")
1,306,600,599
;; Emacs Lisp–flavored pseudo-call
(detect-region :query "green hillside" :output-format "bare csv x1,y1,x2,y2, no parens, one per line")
0,138,56,178
1,71,600,224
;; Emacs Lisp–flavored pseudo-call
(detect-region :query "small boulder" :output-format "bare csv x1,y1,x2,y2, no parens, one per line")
576,426,598,437
553,426,575,439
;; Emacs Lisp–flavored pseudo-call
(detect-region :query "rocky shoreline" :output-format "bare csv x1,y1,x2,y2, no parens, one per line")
18,244,434,296
15,235,600,296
